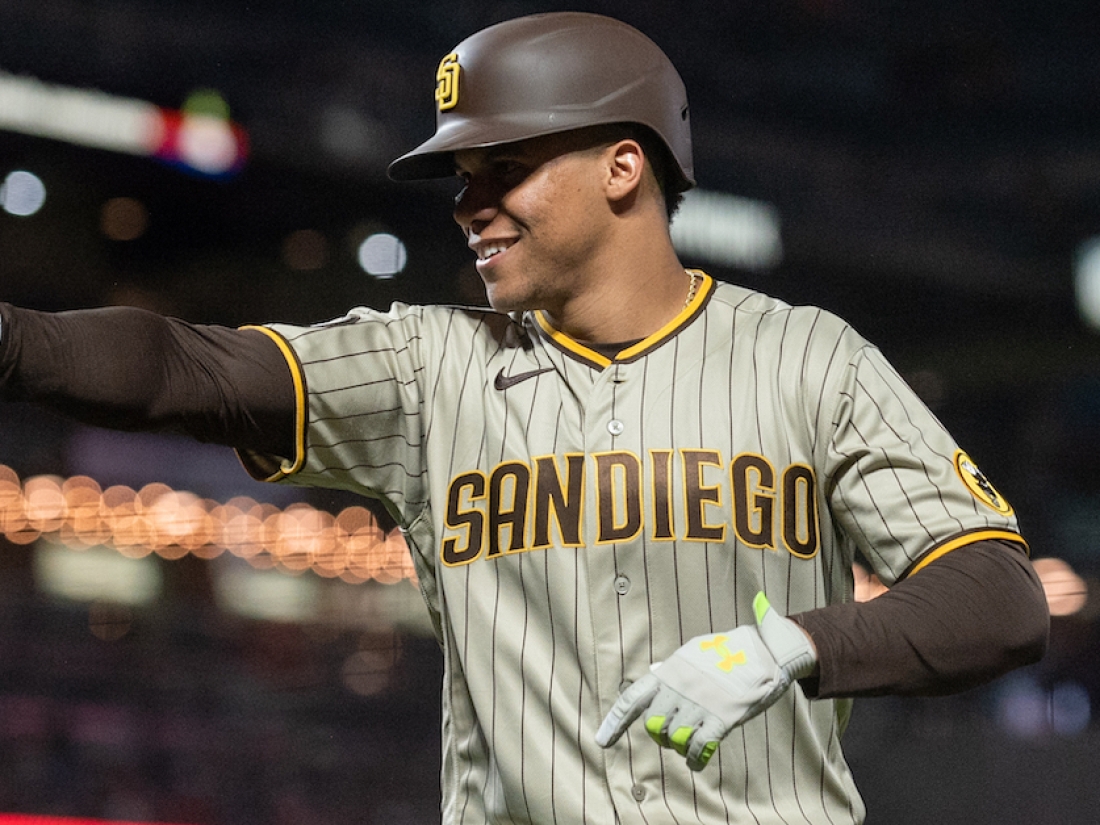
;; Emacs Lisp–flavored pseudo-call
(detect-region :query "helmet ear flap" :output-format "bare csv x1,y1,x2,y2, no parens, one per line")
387,12,694,193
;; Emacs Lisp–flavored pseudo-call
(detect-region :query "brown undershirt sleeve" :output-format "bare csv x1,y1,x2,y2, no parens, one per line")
0,302,297,459
792,539,1049,699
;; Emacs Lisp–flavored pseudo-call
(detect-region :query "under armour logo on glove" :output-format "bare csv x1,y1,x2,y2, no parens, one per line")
595,592,818,771
699,635,747,672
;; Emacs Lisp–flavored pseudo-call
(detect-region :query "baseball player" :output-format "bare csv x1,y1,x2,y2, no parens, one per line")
0,12,1048,825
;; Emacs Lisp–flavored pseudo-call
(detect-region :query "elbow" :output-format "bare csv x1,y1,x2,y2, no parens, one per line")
971,542,1052,678
1008,585,1051,669
930,591,1049,696
976,570,1050,682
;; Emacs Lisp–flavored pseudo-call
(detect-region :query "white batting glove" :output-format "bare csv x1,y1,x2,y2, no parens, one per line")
595,592,817,771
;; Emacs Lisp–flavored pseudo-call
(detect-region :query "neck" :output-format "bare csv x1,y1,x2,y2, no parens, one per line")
544,253,694,344
535,191,690,343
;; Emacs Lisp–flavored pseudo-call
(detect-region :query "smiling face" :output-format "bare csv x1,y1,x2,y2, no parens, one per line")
453,131,623,316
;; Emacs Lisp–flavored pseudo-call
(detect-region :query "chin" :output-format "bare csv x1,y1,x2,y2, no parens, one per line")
485,287,527,314
485,292,516,313
491,300,529,315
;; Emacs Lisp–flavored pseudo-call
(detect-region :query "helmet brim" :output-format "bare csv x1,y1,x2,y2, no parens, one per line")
387,114,653,182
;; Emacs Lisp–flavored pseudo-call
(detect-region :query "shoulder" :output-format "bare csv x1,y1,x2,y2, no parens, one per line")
265,302,518,343
706,280,868,360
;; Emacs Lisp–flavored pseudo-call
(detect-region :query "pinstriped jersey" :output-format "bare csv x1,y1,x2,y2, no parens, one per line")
249,273,1023,825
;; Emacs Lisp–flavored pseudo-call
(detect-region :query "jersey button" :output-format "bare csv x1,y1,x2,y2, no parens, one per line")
613,575,631,595
631,784,647,802
607,419,625,436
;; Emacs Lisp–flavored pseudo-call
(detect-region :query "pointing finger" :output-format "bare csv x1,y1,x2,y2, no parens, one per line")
596,673,661,748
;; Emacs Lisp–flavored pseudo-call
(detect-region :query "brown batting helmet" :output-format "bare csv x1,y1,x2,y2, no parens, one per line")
387,12,695,191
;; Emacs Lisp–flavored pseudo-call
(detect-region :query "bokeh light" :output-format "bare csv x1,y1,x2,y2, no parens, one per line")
0,463,416,585
0,170,47,216
282,228,329,271
341,634,402,697
1075,238,1100,332
100,196,149,241
358,232,408,278
178,114,240,175
996,674,1094,739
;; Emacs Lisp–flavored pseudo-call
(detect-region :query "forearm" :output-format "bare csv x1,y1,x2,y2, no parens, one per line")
793,539,1049,698
0,302,296,457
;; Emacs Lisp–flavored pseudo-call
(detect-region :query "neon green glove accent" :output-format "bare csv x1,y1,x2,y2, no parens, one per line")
645,714,698,758
670,726,695,756
644,715,667,740
596,592,817,771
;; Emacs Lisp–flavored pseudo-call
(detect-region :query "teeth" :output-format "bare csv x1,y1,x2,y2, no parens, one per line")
478,243,511,260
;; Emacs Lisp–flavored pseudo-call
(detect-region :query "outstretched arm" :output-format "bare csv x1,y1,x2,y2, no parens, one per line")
0,302,296,458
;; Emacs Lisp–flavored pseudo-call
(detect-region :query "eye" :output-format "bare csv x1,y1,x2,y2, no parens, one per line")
494,159,527,180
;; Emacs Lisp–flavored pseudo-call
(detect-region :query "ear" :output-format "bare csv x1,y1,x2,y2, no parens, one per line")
603,139,647,205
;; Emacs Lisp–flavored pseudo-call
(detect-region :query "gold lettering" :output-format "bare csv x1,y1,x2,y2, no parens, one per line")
782,464,819,558
650,450,674,540
683,450,725,541
732,454,775,549
443,450,819,563
532,454,585,548
488,462,530,556
435,52,461,111
442,472,486,566
595,452,643,544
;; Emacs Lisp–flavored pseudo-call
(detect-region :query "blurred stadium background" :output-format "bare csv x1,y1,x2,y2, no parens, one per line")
1,1,1099,822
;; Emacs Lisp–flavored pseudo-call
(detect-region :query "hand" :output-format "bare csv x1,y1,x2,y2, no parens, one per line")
595,592,817,771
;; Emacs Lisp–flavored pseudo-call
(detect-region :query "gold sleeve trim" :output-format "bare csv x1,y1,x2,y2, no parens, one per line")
908,529,1029,577
240,325,307,480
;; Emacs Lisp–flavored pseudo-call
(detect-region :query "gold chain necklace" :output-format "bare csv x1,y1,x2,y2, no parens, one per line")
683,270,699,309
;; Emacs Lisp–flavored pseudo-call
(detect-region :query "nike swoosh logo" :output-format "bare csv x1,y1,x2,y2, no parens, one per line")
494,366,554,390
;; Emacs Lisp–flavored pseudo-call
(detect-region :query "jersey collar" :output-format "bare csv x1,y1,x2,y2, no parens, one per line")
532,270,713,369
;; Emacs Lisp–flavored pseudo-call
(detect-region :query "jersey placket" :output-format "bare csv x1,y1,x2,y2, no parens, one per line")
578,357,658,815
